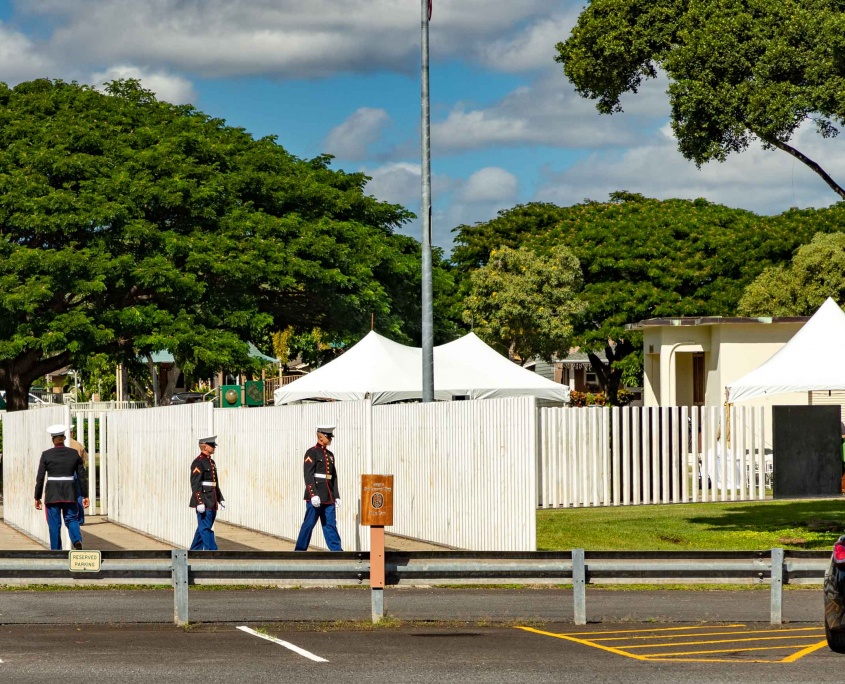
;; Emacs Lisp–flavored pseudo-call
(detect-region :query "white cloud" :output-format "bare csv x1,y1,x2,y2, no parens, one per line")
364,162,422,207
476,13,579,73
457,167,518,204
433,73,670,153
90,65,197,104
0,21,54,83
535,122,845,214
324,108,390,161
17,0,562,78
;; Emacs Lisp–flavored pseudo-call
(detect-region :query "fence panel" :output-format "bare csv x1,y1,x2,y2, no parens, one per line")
2,405,68,547
214,401,369,552
106,404,213,547
373,396,536,551
538,405,768,508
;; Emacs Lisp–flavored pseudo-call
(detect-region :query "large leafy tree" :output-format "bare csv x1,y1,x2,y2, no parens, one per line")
452,194,845,402
556,0,845,198
462,245,586,363
738,232,845,315
0,79,416,409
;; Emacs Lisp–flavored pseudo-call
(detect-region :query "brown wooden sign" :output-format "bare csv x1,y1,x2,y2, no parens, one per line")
361,474,394,527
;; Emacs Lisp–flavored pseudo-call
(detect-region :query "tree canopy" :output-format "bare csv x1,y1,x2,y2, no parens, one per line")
451,193,845,400
462,245,585,363
0,79,422,409
738,232,845,315
556,0,845,198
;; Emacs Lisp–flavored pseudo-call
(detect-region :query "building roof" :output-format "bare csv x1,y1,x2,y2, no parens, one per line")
626,315,809,330
149,342,278,365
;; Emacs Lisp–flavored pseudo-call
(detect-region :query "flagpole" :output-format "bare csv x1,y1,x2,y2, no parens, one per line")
420,0,434,402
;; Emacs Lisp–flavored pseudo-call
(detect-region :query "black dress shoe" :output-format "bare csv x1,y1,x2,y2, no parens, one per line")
73,541,83,550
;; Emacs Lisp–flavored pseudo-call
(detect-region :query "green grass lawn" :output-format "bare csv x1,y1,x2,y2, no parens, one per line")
537,498,845,551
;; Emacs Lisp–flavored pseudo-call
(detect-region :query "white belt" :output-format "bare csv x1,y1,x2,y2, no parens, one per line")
314,474,332,480
49,476,75,481
202,481,216,486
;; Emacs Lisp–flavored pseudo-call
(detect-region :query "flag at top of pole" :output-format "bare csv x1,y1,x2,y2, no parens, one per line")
428,0,432,20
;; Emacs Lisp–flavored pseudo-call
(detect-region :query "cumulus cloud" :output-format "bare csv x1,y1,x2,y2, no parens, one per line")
0,21,54,83
475,13,579,73
457,167,518,204
90,65,197,104
324,108,391,161
17,0,559,79
433,73,670,153
535,122,845,214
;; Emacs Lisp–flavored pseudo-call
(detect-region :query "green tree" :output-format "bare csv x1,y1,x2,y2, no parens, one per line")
738,232,845,315
452,194,845,401
462,245,586,363
0,79,416,409
556,0,845,198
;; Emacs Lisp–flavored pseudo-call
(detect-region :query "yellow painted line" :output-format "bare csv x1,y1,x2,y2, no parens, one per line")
780,640,828,663
644,643,824,658
557,624,745,637
592,626,823,642
516,626,648,661
625,634,824,649
519,624,829,664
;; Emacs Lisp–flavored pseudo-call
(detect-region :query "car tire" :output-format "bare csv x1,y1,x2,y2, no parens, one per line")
826,621,845,653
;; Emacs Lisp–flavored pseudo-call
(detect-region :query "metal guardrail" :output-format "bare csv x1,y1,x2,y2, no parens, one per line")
0,549,830,626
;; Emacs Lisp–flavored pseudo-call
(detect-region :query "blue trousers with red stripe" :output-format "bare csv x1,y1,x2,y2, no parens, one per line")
295,503,342,551
45,503,82,550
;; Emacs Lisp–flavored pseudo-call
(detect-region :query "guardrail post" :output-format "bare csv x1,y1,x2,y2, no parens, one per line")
572,548,586,625
371,527,385,623
172,549,189,626
770,547,783,625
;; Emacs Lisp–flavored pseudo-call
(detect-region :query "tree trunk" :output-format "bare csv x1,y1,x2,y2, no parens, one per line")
160,364,181,406
587,338,635,405
0,350,71,412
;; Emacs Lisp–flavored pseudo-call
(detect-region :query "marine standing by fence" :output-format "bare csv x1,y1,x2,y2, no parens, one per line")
189,435,225,551
33,423,89,550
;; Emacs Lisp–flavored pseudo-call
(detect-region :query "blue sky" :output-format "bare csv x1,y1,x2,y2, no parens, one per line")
1,0,845,251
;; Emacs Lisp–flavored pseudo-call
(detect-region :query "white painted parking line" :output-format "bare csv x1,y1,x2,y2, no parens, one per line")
237,626,328,662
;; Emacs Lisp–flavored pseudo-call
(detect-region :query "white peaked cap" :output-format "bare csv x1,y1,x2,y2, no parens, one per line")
46,423,67,437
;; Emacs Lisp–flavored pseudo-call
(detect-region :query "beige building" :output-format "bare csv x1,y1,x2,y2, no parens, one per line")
627,315,809,409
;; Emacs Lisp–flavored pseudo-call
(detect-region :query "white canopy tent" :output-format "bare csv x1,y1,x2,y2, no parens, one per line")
727,297,845,402
273,331,570,405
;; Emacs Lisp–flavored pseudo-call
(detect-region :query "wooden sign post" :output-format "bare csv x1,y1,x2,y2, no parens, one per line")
361,474,393,623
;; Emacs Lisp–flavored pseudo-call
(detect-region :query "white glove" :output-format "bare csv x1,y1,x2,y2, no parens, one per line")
310,495,321,507
196,504,206,514
335,498,341,507
219,501,226,510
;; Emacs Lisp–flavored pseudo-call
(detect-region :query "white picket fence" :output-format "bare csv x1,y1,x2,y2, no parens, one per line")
3,405,69,548
4,401,769,551
538,405,768,507
3,397,537,551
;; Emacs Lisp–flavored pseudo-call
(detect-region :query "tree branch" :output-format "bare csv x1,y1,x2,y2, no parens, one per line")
756,132,845,200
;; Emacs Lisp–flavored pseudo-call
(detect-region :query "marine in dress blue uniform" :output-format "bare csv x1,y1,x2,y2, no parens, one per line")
34,424,89,550
295,423,342,551
189,435,225,551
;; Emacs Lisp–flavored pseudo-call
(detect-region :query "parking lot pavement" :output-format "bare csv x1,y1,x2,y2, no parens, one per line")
1,622,844,684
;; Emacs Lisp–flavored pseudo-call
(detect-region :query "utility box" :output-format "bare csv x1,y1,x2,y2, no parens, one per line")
772,405,841,498
220,384,242,408
244,380,264,407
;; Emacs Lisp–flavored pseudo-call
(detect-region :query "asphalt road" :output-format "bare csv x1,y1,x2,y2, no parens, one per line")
0,588,836,683
1,621,843,684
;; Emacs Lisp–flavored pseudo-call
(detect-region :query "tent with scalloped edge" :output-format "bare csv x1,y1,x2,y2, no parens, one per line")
727,297,845,402
272,330,570,405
